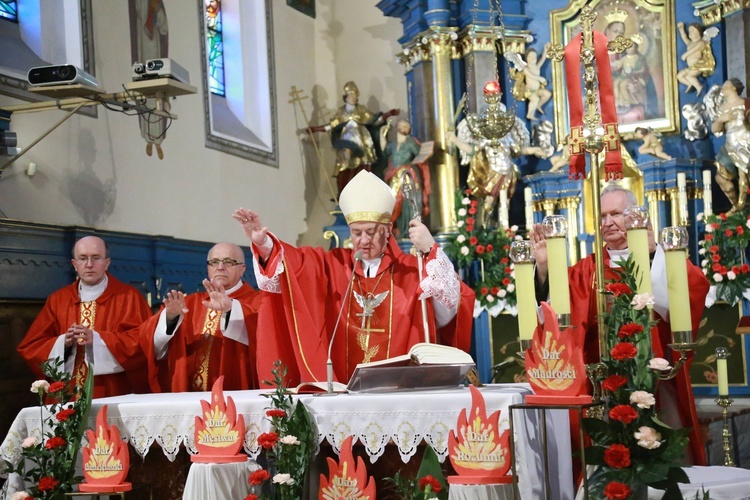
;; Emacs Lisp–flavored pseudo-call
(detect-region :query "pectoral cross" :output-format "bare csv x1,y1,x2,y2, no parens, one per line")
354,290,388,362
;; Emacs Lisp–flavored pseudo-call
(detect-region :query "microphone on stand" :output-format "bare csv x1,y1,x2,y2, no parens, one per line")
327,250,363,394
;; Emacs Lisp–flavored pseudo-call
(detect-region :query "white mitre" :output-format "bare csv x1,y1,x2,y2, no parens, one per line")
339,170,395,225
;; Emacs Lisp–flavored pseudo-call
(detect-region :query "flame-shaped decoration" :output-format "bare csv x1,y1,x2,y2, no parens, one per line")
447,386,512,484
192,376,247,463
524,302,591,404
79,405,132,492
319,435,376,499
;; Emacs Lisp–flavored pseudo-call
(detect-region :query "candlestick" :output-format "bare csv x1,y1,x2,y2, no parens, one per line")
662,226,692,335
624,206,653,298
499,190,509,229
703,170,713,217
677,173,688,225
716,347,729,396
510,241,537,341
524,187,534,231
542,215,570,317
716,394,736,467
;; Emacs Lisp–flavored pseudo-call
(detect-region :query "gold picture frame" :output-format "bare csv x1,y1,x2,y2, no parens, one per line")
549,0,678,138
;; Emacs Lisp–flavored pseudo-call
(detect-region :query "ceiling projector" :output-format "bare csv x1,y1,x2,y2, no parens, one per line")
27,65,100,87
132,58,190,84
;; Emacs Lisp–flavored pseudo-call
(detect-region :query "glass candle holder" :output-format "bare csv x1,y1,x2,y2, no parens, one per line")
623,205,649,230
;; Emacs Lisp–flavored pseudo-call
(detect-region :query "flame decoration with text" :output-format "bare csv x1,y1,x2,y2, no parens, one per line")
319,435,375,500
194,376,245,455
448,385,511,476
81,405,129,484
525,302,588,396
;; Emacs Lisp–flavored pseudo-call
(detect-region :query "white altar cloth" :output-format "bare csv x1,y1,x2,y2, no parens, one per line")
1,384,572,499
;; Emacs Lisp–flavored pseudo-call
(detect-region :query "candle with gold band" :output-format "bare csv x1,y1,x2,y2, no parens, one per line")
510,241,537,340
716,347,729,396
661,226,692,334
542,215,570,316
624,206,653,298
524,187,534,231
703,169,713,217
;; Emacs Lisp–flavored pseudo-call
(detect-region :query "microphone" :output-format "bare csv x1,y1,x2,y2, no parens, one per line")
327,250,363,393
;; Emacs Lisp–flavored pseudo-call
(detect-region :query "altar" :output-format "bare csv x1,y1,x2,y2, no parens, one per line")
1,384,573,499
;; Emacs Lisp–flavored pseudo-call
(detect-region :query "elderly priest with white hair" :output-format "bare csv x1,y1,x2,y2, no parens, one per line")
234,170,475,386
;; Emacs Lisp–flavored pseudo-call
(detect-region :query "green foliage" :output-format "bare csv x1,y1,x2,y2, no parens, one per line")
2,359,94,499
383,445,447,499
699,209,750,306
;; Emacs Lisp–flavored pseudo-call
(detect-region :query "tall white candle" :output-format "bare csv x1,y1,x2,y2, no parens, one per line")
499,190,509,229
702,170,712,216
524,187,534,230
677,173,688,223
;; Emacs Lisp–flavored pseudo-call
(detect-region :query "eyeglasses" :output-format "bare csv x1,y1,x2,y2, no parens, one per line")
207,258,244,267
74,256,107,265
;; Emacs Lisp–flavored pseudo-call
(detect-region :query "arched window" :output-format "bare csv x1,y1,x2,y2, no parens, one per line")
0,0,18,22
205,0,225,96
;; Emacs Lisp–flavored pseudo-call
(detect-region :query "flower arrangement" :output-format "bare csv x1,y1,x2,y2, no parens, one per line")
3,359,94,500
444,188,520,316
698,209,750,306
246,361,314,500
583,256,690,499
383,445,447,500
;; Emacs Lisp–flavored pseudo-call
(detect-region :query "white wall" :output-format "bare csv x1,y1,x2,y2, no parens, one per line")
0,0,406,248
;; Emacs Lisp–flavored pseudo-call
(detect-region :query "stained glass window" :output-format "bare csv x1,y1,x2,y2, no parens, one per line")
205,0,225,97
0,0,18,22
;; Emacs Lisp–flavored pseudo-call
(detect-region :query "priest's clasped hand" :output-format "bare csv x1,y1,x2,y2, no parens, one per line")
64,324,93,347
408,218,436,254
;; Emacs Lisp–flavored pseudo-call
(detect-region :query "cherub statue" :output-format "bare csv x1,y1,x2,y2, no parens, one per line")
706,78,750,213
508,45,553,121
548,136,571,172
635,127,672,160
447,81,548,226
682,101,709,141
676,22,719,96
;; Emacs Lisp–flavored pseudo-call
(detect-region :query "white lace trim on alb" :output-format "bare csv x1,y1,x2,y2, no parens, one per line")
419,248,460,310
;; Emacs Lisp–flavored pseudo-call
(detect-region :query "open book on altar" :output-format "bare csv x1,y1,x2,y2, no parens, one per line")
345,343,475,393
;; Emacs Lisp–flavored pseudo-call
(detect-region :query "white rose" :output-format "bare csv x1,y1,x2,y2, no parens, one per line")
507,284,515,293
486,295,495,303
705,224,714,233
457,220,464,228
698,248,706,255
648,357,671,371
30,380,49,394
458,208,467,217
456,234,466,243
273,473,295,485
629,390,656,409
701,259,708,266
279,435,300,445
22,436,38,448
630,293,655,310
634,426,662,450
498,289,507,297
713,273,723,282
460,246,470,256
728,271,737,280
462,197,471,205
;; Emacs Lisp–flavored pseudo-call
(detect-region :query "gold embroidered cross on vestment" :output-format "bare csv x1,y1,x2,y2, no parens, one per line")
353,265,391,363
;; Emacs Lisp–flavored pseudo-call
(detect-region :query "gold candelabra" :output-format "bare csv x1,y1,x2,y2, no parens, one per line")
715,347,736,466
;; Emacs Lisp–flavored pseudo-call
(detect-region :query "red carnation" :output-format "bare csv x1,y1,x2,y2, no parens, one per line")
720,213,727,221
45,436,66,449
611,342,638,360
721,266,728,275
257,432,278,450
705,233,714,241
725,229,734,237
491,287,500,295
466,225,474,232
709,245,719,253
468,207,477,215
609,404,639,424
464,188,472,195
486,244,494,252
737,226,744,235
55,408,76,422
470,200,478,207
742,264,749,273
419,474,442,493
601,374,628,392
481,287,489,295
469,236,478,245
604,443,631,468
476,245,485,254
500,257,509,264
617,323,644,339
502,278,511,286
505,267,513,274
38,475,59,492
605,283,632,296
249,468,270,485
711,254,721,262
48,381,66,393
466,217,475,225
732,265,741,274
603,481,631,500
266,409,286,418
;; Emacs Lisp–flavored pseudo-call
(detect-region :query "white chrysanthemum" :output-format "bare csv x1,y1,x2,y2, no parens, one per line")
698,248,706,255
30,380,49,393
630,390,655,409
458,208,467,217
728,271,737,280
648,358,671,371
498,289,507,297
507,284,515,293
634,426,662,450
280,435,300,445
462,197,471,205
460,246,469,256
705,224,714,233
713,273,723,282
457,234,466,243
486,295,495,303
457,220,464,227
273,473,295,485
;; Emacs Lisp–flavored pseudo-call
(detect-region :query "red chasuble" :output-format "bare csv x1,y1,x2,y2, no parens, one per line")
17,273,152,398
139,282,261,392
569,250,710,465
254,235,475,387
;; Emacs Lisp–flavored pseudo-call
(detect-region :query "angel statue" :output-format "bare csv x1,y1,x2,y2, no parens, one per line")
676,22,719,96
706,79,750,213
635,127,672,160
447,81,548,227
508,45,553,121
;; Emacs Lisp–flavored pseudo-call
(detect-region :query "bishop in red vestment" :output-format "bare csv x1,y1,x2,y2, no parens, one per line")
18,236,152,398
234,170,475,386
138,242,261,392
531,185,710,465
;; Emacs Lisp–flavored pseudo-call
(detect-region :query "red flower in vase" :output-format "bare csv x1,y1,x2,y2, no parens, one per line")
44,436,66,449
257,432,278,450
55,408,76,422
617,323,644,339
610,342,638,360
603,481,631,499
249,468,270,485
469,236,478,246
604,443,631,468
476,245,485,254
38,475,59,491
419,474,442,493
601,374,628,392
266,409,286,418
48,381,66,393
609,405,638,424
605,283,632,296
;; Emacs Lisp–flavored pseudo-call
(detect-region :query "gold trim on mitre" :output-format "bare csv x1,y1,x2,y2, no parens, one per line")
340,170,395,225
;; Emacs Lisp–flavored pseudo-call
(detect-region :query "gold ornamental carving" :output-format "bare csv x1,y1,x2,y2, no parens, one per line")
694,0,750,25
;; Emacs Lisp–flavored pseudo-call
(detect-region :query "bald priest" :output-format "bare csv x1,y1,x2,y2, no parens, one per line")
234,170,475,387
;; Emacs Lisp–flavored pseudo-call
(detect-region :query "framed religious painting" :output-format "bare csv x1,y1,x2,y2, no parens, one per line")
549,0,679,138
287,0,315,19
